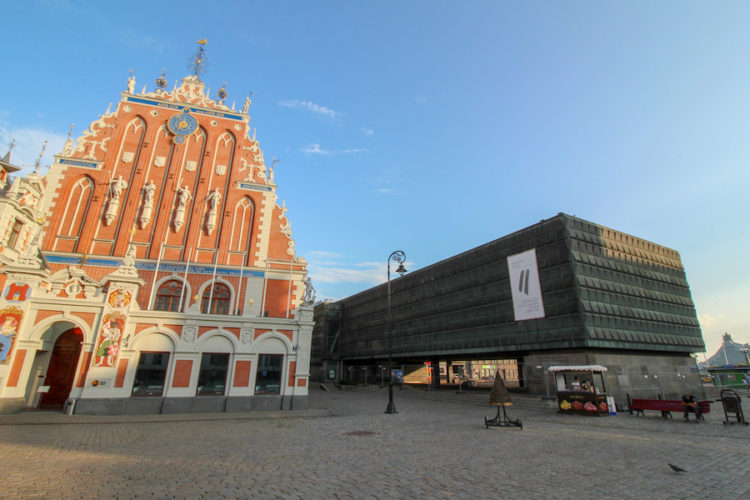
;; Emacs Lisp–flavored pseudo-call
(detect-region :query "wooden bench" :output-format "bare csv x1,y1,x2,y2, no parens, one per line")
629,398,711,419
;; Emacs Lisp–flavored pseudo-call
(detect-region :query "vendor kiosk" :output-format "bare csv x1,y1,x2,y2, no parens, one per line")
547,365,609,416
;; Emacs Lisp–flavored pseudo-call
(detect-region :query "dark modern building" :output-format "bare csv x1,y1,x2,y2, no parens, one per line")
312,213,706,405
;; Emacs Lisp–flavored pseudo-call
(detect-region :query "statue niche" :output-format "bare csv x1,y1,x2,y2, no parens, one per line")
204,187,222,235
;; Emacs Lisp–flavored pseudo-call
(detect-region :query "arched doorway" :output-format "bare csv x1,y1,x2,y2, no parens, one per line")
39,328,83,409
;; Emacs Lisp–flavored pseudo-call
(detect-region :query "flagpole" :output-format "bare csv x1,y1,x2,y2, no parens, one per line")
179,247,192,312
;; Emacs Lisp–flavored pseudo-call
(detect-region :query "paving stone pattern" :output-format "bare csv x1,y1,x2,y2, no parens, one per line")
1,386,748,499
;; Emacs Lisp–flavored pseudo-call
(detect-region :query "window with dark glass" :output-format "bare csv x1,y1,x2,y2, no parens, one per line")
7,219,23,248
132,351,170,397
155,280,185,312
201,283,231,315
197,353,229,396
255,354,283,394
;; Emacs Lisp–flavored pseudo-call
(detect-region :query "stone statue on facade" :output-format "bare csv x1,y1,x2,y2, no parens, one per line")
173,185,192,231
104,176,128,226
139,180,156,228
303,276,316,304
123,243,137,268
205,188,221,235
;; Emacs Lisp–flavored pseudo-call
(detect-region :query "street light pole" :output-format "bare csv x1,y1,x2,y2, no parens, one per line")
385,250,407,414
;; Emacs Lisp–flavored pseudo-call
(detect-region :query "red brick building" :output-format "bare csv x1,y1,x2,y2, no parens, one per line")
0,70,313,414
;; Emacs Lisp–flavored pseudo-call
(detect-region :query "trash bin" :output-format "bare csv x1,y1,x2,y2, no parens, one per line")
719,389,747,425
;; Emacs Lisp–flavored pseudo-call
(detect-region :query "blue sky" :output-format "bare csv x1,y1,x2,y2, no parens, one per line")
2,1,749,357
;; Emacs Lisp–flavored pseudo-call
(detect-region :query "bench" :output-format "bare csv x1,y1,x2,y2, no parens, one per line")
629,398,711,419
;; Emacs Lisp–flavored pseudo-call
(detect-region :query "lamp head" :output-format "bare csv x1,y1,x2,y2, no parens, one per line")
395,263,407,277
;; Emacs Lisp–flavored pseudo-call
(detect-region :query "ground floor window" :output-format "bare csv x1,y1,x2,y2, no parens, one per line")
197,353,230,396
255,354,283,394
132,352,170,397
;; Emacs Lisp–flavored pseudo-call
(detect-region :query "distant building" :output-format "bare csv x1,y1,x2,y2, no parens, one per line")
313,214,706,405
703,333,749,389
704,333,749,367
0,67,313,414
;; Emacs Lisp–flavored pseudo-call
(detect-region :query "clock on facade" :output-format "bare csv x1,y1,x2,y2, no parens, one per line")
167,109,199,144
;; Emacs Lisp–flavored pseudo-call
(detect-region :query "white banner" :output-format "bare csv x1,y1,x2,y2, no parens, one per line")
507,248,545,321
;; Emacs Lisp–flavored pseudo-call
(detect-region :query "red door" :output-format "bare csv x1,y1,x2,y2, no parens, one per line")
39,328,83,409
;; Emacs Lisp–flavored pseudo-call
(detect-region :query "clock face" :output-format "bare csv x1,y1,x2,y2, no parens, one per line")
167,109,199,140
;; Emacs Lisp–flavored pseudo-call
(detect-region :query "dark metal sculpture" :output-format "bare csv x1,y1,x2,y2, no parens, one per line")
485,371,522,429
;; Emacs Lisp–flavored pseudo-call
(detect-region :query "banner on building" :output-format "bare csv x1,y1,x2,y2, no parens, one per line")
507,248,545,321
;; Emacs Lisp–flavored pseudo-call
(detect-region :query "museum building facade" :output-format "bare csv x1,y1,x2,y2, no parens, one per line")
0,70,313,414
313,214,706,405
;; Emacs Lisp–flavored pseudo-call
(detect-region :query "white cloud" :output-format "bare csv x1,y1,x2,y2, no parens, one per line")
698,313,725,329
0,122,67,174
361,127,374,137
278,100,343,120
308,250,343,259
302,143,329,155
310,264,385,285
307,257,414,285
302,143,366,155
305,253,416,301
415,96,427,104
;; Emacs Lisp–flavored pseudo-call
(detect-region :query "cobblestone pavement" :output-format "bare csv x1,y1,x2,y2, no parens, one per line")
1,386,749,499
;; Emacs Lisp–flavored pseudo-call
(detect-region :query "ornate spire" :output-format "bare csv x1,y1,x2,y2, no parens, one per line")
33,140,47,174
63,124,75,155
189,39,208,78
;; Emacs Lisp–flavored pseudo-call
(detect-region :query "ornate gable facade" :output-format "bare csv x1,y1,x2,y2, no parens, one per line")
0,70,314,414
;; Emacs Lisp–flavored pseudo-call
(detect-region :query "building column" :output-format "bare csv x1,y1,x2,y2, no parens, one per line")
431,356,440,388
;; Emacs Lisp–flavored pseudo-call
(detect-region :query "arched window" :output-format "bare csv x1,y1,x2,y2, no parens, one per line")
201,282,231,315
59,176,94,236
229,197,255,253
154,280,185,312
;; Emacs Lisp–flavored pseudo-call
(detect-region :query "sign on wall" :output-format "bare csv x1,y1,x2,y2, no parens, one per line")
507,248,545,321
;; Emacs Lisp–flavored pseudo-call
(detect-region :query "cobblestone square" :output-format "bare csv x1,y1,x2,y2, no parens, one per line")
1,386,748,499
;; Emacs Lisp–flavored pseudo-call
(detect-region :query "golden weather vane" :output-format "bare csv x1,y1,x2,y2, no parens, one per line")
189,39,209,77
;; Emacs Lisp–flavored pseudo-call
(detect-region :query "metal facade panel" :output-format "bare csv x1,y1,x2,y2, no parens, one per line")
563,215,704,353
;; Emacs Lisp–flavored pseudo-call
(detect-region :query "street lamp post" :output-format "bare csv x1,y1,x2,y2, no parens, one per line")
385,250,407,414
